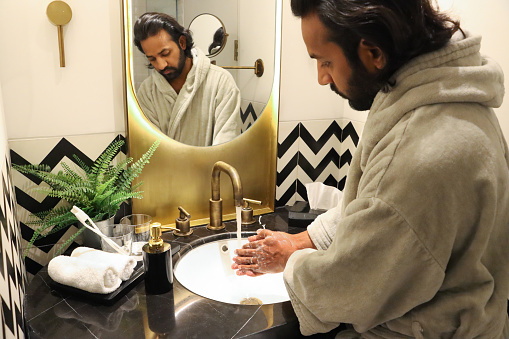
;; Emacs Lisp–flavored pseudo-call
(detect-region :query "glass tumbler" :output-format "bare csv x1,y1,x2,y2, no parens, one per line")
120,214,152,256
100,224,133,255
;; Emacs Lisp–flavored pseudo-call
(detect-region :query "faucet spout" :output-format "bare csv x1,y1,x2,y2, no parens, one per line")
211,161,244,207
208,161,243,230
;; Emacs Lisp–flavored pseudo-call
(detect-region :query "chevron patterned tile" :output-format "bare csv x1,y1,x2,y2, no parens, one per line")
240,101,262,133
10,134,127,278
298,121,341,188
276,122,300,207
275,120,362,207
337,119,363,190
299,155,341,184
338,152,351,191
299,120,341,154
0,149,25,339
340,120,361,145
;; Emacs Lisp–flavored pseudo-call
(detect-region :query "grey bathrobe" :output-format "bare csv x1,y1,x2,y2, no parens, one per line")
284,31,509,338
137,48,242,146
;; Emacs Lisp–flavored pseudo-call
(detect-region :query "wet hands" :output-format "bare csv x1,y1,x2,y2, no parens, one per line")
232,229,299,276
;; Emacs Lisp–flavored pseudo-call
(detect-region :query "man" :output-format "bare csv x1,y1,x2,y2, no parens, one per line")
133,12,241,146
233,0,509,338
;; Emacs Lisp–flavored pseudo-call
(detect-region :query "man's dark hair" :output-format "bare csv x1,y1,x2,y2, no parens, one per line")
208,27,225,55
291,0,461,86
134,12,194,59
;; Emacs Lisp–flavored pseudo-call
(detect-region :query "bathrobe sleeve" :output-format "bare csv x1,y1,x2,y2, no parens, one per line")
307,205,341,250
283,106,480,335
283,94,509,336
211,70,242,146
284,197,445,335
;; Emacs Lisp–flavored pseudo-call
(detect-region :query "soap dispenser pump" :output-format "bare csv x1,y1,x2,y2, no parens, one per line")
142,222,173,294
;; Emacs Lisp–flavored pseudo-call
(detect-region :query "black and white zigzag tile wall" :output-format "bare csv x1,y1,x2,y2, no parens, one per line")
0,147,26,339
276,119,362,207
10,133,128,280
12,119,360,277
276,122,300,206
240,101,264,133
298,121,342,197
338,120,361,191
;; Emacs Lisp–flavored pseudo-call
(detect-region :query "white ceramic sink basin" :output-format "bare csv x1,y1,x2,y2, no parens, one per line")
174,235,290,305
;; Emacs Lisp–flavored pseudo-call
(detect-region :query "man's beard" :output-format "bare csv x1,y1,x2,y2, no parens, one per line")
330,59,387,111
159,47,187,82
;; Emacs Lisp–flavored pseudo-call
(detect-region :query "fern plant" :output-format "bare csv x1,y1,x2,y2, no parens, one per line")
14,139,160,258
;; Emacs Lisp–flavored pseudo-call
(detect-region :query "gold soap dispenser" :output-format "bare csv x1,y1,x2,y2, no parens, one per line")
142,222,173,294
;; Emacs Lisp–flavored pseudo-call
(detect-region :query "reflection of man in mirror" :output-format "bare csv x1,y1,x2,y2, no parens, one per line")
134,13,242,146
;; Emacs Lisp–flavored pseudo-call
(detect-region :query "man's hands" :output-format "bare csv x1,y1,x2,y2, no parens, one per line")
232,229,315,276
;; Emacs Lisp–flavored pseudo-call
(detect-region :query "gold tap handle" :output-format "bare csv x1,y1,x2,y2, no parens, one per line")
160,225,178,230
178,206,191,220
243,198,262,207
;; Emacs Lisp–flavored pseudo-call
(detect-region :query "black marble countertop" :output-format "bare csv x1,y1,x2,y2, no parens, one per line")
24,207,345,339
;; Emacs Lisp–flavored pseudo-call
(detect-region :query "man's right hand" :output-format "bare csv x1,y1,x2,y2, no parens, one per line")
231,229,316,276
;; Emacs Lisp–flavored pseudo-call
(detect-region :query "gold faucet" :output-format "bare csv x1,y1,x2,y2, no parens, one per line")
208,161,243,230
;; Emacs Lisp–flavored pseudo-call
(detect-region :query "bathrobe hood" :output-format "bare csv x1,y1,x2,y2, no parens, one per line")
360,31,505,171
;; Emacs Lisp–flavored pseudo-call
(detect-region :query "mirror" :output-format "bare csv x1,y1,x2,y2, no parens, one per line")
131,1,276,146
189,13,227,57
122,0,282,226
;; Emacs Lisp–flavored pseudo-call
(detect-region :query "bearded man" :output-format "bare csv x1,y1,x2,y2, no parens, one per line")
233,1,509,338
134,12,241,146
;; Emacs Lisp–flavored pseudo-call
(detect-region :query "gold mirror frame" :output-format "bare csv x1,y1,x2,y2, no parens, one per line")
122,0,282,227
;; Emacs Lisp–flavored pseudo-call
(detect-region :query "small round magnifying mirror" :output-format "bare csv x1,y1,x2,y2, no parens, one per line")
189,13,228,57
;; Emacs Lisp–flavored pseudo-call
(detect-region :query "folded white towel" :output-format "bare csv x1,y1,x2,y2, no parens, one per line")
71,247,136,281
48,256,121,294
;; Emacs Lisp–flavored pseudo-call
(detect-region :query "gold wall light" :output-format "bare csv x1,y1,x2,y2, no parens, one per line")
46,1,72,67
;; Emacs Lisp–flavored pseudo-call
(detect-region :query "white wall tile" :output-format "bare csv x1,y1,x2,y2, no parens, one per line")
279,1,345,123
9,133,118,165
0,0,125,140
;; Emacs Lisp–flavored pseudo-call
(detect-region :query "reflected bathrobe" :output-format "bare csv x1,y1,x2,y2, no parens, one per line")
284,31,509,338
137,48,241,146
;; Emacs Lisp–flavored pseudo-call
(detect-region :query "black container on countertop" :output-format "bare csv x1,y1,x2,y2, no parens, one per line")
287,201,326,228
142,223,173,294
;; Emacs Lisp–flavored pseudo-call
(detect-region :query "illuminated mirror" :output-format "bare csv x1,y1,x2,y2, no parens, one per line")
130,0,276,146
123,0,282,226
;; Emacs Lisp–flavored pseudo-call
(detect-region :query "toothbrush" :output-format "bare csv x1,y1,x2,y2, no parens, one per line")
71,206,129,256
